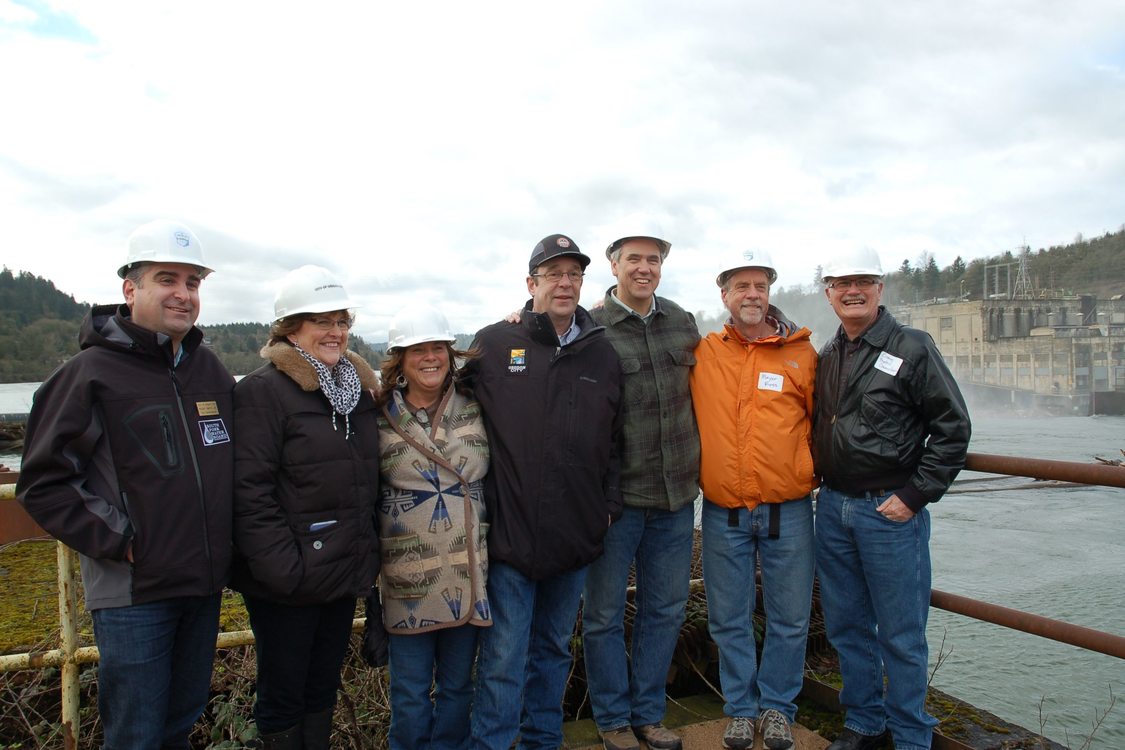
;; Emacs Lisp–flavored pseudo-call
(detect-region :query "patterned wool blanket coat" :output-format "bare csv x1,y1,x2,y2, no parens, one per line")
377,386,491,632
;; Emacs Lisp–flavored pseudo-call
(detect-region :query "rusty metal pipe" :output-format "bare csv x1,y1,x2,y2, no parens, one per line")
930,588,1125,660
965,452,1125,488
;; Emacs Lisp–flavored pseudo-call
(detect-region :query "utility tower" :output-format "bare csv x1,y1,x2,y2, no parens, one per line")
1013,245,1033,299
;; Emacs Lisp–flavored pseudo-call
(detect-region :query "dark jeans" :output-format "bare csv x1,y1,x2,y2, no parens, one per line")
91,593,222,750
243,594,356,733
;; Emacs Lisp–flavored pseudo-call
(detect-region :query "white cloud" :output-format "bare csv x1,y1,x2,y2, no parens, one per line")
1,0,1123,345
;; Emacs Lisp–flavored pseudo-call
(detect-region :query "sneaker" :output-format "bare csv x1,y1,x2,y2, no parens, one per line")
721,716,755,750
601,726,640,750
758,709,794,750
633,723,682,750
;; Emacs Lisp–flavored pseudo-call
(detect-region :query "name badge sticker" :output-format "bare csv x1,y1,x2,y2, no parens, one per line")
874,351,903,376
196,400,219,417
758,372,784,392
198,418,231,446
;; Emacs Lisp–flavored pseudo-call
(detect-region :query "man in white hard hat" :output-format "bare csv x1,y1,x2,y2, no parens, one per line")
582,230,700,750
467,234,624,750
689,250,817,750
813,248,970,750
18,220,234,749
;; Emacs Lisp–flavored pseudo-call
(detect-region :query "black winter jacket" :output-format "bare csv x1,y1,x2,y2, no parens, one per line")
812,307,971,511
230,342,380,605
465,302,623,580
18,304,234,610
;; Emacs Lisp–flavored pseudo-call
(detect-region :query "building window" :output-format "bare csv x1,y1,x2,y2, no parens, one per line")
940,317,953,329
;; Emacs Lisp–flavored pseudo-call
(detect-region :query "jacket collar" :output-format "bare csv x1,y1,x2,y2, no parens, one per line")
602,286,661,324
519,300,605,347
833,306,895,350
81,303,204,366
723,304,808,344
260,340,379,392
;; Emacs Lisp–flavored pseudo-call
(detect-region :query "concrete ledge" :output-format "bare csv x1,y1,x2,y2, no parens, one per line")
565,694,829,750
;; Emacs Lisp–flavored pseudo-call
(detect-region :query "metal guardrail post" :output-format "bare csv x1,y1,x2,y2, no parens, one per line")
57,541,80,750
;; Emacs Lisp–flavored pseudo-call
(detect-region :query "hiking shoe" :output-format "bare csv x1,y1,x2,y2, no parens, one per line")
759,709,794,750
721,717,755,750
601,726,640,750
634,723,682,750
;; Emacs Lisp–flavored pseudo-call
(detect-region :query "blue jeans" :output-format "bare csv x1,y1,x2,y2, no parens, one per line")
701,497,814,721
90,593,221,750
583,504,694,730
243,594,356,733
388,625,480,750
815,486,937,750
470,561,587,750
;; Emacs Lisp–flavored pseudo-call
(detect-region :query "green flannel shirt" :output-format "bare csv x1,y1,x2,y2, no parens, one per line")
591,288,701,511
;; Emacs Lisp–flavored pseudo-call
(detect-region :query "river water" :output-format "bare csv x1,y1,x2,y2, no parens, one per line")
2,382,1122,748
928,414,1124,749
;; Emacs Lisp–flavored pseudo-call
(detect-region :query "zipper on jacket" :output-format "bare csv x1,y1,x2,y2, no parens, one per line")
170,368,215,589
159,412,177,466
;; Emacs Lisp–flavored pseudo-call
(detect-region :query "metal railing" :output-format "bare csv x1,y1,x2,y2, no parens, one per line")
1,454,1123,749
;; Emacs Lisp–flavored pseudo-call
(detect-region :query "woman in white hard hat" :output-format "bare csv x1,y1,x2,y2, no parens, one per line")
231,265,381,749
375,302,491,750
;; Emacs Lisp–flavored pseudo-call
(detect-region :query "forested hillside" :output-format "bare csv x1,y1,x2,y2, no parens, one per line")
0,269,382,382
879,227,1124,304
3,227,1121,382
733,227,1125,349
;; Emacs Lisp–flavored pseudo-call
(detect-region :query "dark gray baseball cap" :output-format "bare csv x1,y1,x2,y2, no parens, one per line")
528,234,591,275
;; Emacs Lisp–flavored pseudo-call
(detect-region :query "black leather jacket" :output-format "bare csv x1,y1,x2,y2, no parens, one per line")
812,307,970,511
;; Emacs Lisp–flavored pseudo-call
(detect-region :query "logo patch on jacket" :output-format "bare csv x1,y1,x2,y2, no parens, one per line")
198,418,231,445
508,348,526,373
196,400,219,416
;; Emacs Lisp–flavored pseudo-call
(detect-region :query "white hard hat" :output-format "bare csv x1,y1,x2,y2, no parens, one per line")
605,226,672,260
387,303,456,352
822,247,883,281
716,249,777,287
273,265,359,320
118,220,211,278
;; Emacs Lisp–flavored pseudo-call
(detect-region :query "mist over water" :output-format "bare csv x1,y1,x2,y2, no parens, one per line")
929,415,1124,749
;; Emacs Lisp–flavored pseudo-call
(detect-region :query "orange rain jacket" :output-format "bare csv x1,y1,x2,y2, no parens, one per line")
690,310,817,509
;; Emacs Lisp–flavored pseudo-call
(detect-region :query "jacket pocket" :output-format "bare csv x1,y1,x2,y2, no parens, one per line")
380,532,442,600
861,394,901,441
668,349,696,367
620,357,641,375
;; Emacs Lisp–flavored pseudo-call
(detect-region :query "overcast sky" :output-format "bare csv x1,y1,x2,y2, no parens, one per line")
1,1,1123,343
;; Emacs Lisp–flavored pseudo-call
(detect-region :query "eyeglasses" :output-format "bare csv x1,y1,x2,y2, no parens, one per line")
531,270,585,283
827,278,880,291
307,316,352,331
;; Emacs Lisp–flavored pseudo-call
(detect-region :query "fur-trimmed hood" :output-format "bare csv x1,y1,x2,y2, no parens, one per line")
260,341,379,392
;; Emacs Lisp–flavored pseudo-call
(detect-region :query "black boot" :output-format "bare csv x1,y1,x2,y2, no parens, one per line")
257,724,302,750
302,707,334,750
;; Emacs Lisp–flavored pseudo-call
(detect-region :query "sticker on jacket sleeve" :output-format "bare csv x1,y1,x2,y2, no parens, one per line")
508,348,527,373
875,351,903,376
758,372,784,392
196,400,219,416
198,418,231,445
